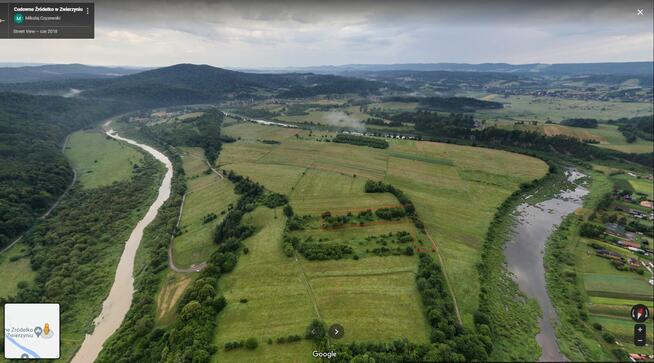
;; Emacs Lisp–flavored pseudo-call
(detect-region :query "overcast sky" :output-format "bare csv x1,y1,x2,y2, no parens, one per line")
3,0,653,67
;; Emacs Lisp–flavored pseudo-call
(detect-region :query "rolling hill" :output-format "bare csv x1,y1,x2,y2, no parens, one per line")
0,64,398,107
0,63,144,84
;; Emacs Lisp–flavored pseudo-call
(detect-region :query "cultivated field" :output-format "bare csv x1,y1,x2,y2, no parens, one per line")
171,147,239,268
64,130,144,188
213,208,316,363
217,121,547,345
500,121,653,154
475,95,653,123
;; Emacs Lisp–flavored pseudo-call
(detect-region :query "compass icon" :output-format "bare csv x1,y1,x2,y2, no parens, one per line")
631,304,649,323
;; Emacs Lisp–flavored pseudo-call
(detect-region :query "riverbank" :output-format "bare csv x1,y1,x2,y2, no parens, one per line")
544,171,623,361
71,122,174,363
504,170,589,362
477,164,559,361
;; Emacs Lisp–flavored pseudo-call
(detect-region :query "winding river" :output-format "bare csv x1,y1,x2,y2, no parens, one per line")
71,122,173,363
504,170,588,362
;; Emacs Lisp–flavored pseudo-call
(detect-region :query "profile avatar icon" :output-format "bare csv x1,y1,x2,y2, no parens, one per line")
13,12,24,24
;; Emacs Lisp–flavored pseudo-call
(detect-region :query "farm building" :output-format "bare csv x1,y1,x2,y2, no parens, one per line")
640,200,653,209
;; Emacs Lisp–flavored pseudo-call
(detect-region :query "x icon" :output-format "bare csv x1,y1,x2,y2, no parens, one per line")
637,9,644,15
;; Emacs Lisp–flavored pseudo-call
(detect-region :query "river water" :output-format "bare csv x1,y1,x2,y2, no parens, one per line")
71,124,173,363
504,170,588,362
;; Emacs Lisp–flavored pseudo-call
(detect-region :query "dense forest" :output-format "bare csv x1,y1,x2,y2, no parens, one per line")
144,109,232,164
611,115,654,142
383,96,503,112
560,118,598,128
0,92,126,249
0,152,163,360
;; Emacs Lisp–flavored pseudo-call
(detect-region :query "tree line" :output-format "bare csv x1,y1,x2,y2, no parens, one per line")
373,110,652,167
331,254,493,361
382,96,503,112
332,133,389,149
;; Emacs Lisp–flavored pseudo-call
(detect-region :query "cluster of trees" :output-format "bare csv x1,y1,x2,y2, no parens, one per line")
610,115,653,143
224,337,258,351
146,109,232,164
0,92,127,249
282,235,300,257
364,117,403,127
323,213,354,228
213,171,264,245
260,139,281,144
259,192,288,208
383,96,503,112
282,103,332,116
366,231,414,249
202,212,218,224
332,133,389,149
579,222,606,238
375,207,406,220
370,245,414,257
274,334,302,344
560,118,599,128
297,242,353,260
364,180,422,230
381,111,477,133
286,215,308,231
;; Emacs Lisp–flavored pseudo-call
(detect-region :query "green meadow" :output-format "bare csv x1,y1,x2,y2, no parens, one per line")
475,94,653,123
170,147,239,268
64,129,144,188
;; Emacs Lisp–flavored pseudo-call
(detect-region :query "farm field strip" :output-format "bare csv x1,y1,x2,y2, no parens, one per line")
170,147,239,268
218,122,548,329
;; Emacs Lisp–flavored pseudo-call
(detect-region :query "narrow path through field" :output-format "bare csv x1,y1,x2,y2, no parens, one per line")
1,133,77,255
425,230,463,325
165,148,225,273
294,253,323,320
167,194,207,273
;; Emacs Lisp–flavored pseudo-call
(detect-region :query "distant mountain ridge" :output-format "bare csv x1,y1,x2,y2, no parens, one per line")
0,63,147,84
8,63,398,107
239,61,654,76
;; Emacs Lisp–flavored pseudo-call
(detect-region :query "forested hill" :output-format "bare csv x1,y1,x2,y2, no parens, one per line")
0,92,126,248
1,64,398,107
0,64,143,84
85,64,396,106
